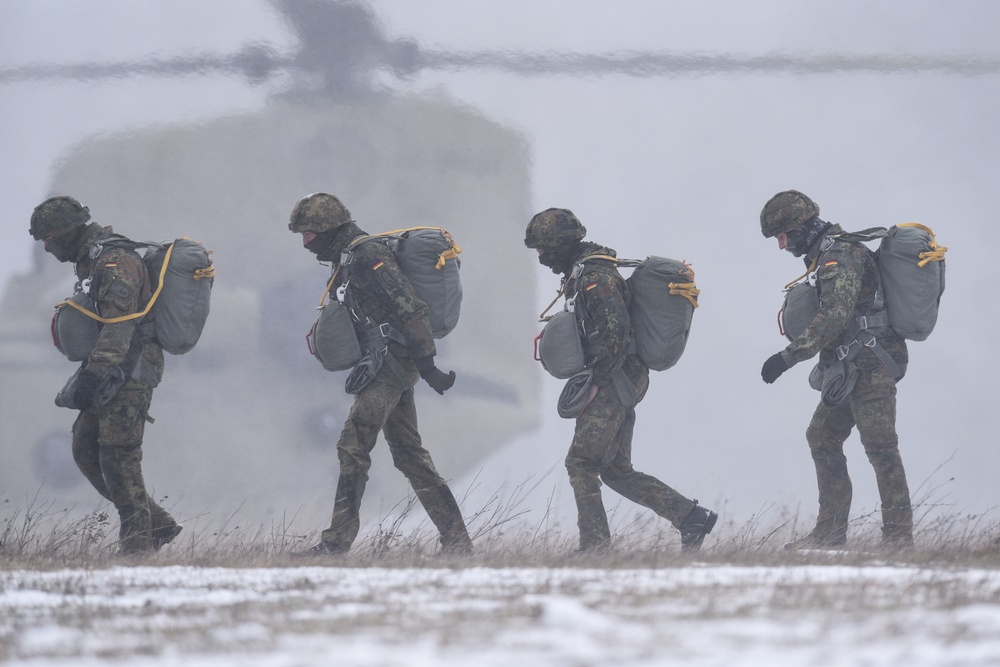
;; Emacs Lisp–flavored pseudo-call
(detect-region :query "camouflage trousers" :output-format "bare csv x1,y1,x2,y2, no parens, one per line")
72,379,176,553
566,358,695,551
321,358,471,553
805,359,913,544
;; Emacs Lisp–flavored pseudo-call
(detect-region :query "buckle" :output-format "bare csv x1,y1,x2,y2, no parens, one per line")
856,315,869,330
836,344,851,361
379,322,392,339
864,336,878,348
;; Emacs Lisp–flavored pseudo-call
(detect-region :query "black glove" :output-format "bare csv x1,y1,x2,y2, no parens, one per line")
73,369,102,410
761,353,790,384
415,357,456,395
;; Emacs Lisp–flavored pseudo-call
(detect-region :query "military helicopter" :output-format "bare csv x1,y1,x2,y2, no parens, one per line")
2,0,997,535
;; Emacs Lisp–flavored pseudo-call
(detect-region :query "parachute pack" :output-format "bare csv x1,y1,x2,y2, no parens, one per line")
779,223,947,343
52,236,215,358
307,226,462,373
535,254,699,378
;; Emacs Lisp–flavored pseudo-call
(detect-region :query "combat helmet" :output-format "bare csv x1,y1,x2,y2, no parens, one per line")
29,196,91,240
524,208,587,249
760,190,819,238
288,192,353,233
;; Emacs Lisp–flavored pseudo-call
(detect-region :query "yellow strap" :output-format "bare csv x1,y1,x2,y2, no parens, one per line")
898,222,948,268
669,281,701,309
56,241,177,324
317,267,341,308
784,257,818,292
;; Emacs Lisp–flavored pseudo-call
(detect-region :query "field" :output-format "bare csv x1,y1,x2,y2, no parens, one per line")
2,498,999,666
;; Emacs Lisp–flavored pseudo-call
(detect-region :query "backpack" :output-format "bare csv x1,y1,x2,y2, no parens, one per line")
534,254,699,377
306,227,462,372
780,223,946,343
350,227,462,339
53,236,215,356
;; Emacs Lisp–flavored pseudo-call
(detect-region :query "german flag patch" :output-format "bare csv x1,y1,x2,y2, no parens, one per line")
824,260,839,267
104,262,118,268
372,260,384,270
585,282,598,291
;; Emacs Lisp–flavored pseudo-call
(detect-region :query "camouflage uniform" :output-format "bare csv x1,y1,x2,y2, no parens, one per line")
70,224,176,553
781,224,913,545
316,230,471,554
565,242,700,551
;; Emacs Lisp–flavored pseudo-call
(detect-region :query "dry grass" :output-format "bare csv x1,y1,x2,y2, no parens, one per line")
2,475,999,572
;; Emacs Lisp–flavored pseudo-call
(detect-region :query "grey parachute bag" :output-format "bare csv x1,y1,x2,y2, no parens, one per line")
306,274,364,372
142,238,215,354
877,223,946,341
624,256,699,371
385,227,463,338
780,281,820,342
534,309,586,379
51,292,100,361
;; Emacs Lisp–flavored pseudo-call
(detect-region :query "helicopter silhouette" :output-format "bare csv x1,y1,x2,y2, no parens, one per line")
2,0,997,535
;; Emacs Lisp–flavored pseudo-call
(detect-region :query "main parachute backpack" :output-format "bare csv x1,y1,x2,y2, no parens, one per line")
52,236,215,357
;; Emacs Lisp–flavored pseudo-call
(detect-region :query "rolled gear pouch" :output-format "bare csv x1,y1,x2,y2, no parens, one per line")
557,369,596,419
819,358,858,408
307,300,364,372
344,348,385,395
536,309,586,379
52,292,100,362
55,365,126,410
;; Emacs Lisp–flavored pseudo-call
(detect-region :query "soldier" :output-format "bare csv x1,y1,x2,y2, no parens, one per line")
524,208,717,553
29,196,181,554
759,190,913,549
289,193,473,555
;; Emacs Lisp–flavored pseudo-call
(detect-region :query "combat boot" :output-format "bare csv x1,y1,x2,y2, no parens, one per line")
117,506,154,554
679,501,718,553
416,484,473,555
152,523,183,551
783,528,847,551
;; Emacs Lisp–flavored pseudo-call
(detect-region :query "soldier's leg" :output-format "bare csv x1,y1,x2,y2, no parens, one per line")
321,370,402,552
98,382,156,553
383,384,471,553
851,364,912,544
566,384,628,551
804,400,856,545
600,407,696,529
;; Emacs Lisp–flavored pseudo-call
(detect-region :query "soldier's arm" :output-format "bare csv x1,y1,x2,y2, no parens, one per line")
580,268,631,386
358,244,436,360
86,248,142,379
782,248,862,366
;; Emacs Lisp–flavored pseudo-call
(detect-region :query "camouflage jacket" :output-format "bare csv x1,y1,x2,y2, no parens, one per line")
565,242,636,387
335,233,436,362
782,224,907,371
73,224,165,384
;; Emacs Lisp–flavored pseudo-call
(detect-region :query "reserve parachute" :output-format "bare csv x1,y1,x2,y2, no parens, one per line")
52,236,215,357
308,226,462,373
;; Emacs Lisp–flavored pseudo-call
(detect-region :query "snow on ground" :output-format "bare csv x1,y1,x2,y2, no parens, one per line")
2,563,1000,666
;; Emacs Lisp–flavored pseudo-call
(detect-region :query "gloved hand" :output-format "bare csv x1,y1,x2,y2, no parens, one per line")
421,367,456,395
415,357,456,395
73,369,102,410
761,352,789,384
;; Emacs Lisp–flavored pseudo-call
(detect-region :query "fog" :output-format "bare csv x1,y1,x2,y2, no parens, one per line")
1,1,998,543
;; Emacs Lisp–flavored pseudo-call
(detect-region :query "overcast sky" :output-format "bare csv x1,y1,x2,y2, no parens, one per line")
2,1,998,537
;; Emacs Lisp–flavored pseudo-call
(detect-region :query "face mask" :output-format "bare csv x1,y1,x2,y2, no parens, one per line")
538,246,577,275
42,227,83,263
